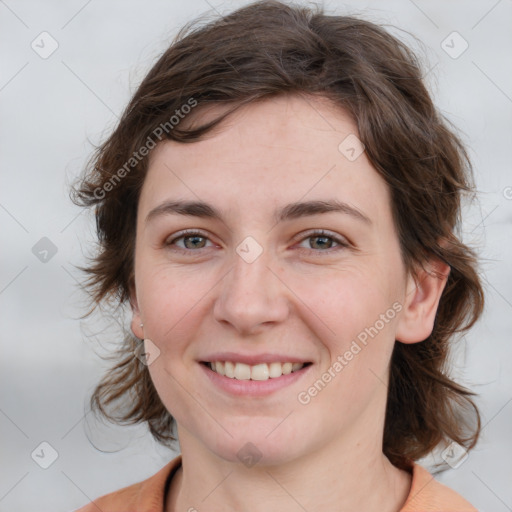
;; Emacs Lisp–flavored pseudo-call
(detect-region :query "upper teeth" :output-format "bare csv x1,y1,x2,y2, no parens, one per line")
209,361,305,380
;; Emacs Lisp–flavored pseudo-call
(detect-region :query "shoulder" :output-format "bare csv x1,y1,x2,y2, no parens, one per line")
400,463,477,512
74,456,182,512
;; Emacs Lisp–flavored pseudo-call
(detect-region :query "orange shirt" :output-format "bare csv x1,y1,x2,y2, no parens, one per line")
74,455,477,512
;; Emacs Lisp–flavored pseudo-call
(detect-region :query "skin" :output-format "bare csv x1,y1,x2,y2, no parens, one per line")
130,94,450,512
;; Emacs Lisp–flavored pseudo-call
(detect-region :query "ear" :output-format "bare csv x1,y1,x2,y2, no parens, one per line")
395,256,450,344
129,284,144,340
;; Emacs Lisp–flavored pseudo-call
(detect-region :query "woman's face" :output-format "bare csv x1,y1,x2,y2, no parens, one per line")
131,94,420,465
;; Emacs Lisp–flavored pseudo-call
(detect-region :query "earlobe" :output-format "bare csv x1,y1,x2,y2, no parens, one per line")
395,258,450,344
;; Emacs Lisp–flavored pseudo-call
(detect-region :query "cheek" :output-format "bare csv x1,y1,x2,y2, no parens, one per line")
302,281,398,418
299,267,400,394
292,264,396,336
137,264,220,359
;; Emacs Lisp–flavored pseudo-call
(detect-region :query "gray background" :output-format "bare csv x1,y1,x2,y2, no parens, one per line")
1,1,511,511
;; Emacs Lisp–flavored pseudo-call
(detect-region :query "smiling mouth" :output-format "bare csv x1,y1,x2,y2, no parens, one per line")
202,361,312,381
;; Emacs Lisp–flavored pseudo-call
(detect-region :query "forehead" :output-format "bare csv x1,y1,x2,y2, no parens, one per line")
140,94,392,229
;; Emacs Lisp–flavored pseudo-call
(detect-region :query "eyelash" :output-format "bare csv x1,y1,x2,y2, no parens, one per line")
164,229,350,256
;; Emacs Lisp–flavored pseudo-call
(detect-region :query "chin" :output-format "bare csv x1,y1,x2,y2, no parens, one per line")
203,426,308,468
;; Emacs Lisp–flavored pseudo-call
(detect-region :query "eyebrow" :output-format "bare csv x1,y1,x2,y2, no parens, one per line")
145,199,372,226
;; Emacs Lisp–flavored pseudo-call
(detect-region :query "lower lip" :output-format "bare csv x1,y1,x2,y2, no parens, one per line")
200,363,312,397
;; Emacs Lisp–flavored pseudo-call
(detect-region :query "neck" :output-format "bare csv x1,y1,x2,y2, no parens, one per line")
167,426,411,512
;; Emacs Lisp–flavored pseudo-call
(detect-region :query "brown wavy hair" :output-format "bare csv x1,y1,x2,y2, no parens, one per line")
72,0,484,470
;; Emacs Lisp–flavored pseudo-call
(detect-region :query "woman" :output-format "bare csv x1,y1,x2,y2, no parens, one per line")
73,1,484,510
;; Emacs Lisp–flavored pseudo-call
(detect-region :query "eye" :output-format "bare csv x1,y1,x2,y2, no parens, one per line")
295,229,349,254
164,230,215,252
164,229,350,255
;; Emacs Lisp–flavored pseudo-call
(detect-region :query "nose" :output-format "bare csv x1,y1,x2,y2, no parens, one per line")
213,247,290,335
